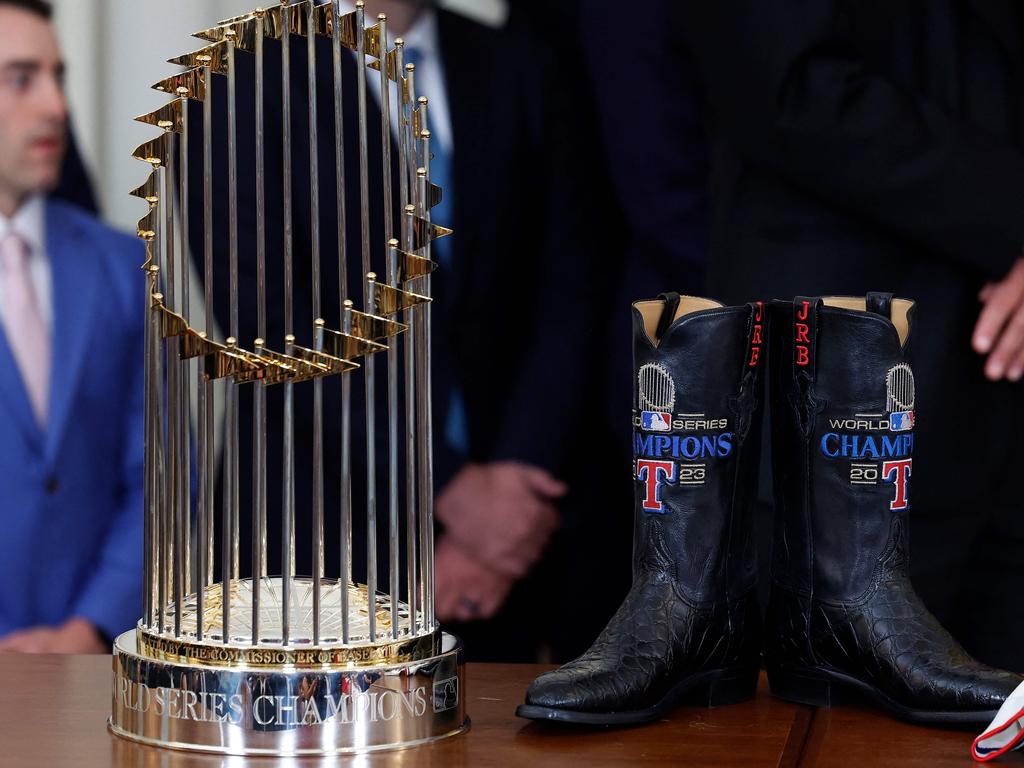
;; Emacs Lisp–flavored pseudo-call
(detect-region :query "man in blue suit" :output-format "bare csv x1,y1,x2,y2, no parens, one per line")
0,0,144,653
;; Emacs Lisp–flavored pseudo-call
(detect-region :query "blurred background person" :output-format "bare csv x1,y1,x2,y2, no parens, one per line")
678,0,1024,671
0,0,144,654
532,0,715,660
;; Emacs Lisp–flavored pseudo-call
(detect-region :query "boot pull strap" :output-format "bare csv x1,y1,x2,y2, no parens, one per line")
656,292,681,339
793,296,823,384
744,301,765,372
866,291,894,319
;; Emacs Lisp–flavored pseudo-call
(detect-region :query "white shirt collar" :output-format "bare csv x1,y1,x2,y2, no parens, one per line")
401,9,439,60
0,195,45,255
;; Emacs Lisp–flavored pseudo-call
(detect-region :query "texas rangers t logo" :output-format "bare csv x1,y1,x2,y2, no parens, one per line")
636,459,675,513
883,459,912,512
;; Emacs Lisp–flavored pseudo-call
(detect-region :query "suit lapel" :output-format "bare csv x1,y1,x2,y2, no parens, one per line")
0,311,42,453
44,202,100,461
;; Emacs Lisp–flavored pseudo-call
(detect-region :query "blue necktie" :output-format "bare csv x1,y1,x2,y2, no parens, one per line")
403,45,453,267
404,45,468,457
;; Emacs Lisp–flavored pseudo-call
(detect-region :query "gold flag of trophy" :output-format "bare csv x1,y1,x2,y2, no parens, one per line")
110,1,465,755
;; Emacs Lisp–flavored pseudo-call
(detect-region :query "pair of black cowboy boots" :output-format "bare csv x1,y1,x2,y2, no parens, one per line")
517,294,1023,726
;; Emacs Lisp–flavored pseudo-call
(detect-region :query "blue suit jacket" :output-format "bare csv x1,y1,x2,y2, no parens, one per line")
0,199,144,640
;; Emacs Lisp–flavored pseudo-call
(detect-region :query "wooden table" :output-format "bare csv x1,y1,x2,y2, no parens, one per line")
0,655,1013,767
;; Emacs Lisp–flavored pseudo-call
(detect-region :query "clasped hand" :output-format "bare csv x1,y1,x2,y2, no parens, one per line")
0,618,106,654
434,461,567,622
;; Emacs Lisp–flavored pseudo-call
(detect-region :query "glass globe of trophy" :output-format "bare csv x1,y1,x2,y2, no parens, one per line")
109,1,466,755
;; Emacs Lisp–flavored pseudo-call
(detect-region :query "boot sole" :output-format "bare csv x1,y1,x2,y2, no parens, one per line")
515,666,760,726
767,664,1002,725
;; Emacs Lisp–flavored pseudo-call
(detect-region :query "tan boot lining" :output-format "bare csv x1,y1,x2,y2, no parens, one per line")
821,297,912,346
636,296,724,344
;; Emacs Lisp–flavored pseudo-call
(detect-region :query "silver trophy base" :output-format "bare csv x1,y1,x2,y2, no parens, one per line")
109,629,468,756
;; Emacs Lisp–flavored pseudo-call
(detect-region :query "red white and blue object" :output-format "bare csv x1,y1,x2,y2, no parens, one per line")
889,410,914,432
640,411,672,432
973,679,1024,762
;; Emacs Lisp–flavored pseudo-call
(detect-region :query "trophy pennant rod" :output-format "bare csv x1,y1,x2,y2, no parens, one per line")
375,11,404,641
415,138,435,630
309,0,325,645
142,267,155,631
196,52,215,641
252,5,268,646
400,61,420,637
158,130,184,639
177,90,194,606
227,31,242,597
281,0,296,645
150,291,169,634
332,0,354,646
353,0,380,644
220,28,241,646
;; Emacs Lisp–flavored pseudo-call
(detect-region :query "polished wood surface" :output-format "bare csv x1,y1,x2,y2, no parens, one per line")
801,705,996,768
0,655,1012,767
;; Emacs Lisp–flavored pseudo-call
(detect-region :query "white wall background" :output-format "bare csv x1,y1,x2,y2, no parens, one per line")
53,0,255,232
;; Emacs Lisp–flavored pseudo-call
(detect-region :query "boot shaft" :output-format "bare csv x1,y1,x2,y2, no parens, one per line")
768,294,916,601
629,295,764,603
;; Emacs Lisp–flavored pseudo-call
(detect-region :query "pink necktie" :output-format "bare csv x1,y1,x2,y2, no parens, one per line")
0,232,49,427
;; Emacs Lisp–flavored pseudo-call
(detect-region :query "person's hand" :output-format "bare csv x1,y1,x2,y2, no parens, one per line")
973,258,1024,381
434,535,514,623
435,461,567,579
0,618,107,654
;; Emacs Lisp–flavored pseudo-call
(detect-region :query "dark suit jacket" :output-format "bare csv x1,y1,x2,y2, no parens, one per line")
187,10,607,582
678,0,1024,501
579,0,710,437
677,0,1024,646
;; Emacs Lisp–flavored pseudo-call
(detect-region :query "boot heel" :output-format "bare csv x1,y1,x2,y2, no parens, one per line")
767,666,844,708
687,667,760,707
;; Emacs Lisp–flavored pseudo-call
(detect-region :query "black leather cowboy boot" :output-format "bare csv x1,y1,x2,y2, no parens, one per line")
766,294,1023,725
517,294,765,724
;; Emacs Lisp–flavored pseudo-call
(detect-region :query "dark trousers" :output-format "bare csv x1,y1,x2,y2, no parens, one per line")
913,504,1024,673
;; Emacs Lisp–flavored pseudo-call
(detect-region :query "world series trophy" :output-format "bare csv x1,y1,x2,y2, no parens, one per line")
109,1,466,755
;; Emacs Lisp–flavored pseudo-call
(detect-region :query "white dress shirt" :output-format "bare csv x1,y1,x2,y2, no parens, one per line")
0,195,53,333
